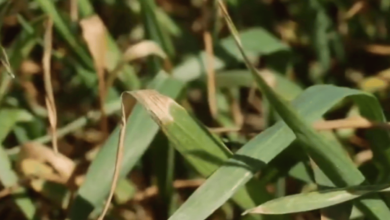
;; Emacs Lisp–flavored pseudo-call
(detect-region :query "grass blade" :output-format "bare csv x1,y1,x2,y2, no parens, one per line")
307,0,332,75
0,109,36,219
149,133,175,219
217,1,390,219
0,17,39,102
0,45,15,79
78,0,140,89
139,0,174,73
106,40,170,89
120,89,269,220
122,89,232,175
245,184,390,215
311,158,353,220
96,94,126,220
72,72,264,220
69,71,184,220
35,0,92,68
168,84,390,220
42,17,58,153
38,0,141,89
79,15,108,133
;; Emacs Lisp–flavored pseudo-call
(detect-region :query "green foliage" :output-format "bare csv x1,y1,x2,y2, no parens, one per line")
2,0,390,220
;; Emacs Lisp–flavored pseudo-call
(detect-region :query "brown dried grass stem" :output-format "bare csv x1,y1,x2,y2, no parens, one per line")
42,17,58,154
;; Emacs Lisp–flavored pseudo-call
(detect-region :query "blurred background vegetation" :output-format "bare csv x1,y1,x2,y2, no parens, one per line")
2,0,390,220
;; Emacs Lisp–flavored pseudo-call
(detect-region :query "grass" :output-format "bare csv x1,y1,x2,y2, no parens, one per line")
2,0,390,220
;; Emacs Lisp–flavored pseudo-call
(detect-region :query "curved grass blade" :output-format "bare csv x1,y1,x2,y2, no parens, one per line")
139,0,174,73
106,40,170,89
119,89,272,220
140,0,175,57
69,71,183,220
70,71,309,220
218,1,390,219
78,0,140,89
122,89,231,179
168,84,390,220
245,184,390,215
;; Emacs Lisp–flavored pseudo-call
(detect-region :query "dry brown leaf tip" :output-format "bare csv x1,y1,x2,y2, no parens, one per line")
122,40,167,62
80,15,109,133
79,15,107,65
128,90,175,125
19,143,75,182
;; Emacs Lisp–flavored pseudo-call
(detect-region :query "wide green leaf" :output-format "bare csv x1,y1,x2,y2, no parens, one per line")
69,71,183,220
168,84,390,220
121,89,274,220
70,26,293,220
218,1,390,219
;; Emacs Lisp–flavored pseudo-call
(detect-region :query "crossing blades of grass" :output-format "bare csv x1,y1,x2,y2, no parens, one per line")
106,40,170,89
37,0,140,89
0,16,40,102
71,27,290,218
139,0,174,73
121,89,228,175
77,0,141,89
72,72,267,220
71,71,313,220
0,109,36,219
218,1,390,219
0,45,15,79
68,71,185,220
35,0,92,68
139,0,175,58
245,184,390,215
117,89,272,220
77,0,140,89
311,160,353,220
167,83,390,220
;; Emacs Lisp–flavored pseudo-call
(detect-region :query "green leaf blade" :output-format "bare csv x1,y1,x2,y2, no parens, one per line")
246,184,390,215
69,72,184,220
218,2,390,218
169,84,389,220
